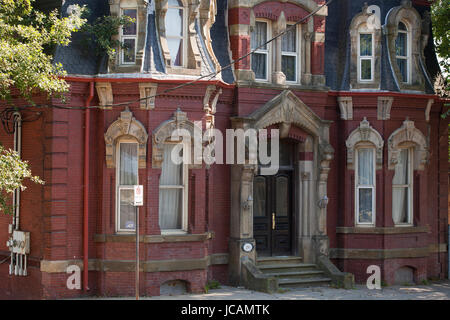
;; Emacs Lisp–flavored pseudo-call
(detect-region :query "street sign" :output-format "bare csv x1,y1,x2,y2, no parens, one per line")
133,185,143,206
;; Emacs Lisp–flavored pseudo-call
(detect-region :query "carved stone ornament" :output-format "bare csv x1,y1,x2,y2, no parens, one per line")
96,82,113,108
337,97,353,120
346,118,384,169
104,107,149,168
388,119,429,171
152,108,198,168
139,83,158,109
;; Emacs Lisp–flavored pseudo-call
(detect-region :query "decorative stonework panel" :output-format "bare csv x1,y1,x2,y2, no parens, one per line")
152,109,197,168
388,119,429,171
139,83,158,110
377,96,394,120
337,97,353,120
96,82,113,109
104,108,149,168
346,118,384,169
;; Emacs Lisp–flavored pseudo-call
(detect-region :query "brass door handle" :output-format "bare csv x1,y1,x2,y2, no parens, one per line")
272,213,275,230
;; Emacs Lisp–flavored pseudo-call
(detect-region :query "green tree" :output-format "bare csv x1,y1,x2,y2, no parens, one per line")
0,0,86,102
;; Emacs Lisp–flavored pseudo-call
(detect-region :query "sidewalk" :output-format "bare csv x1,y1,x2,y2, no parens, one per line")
83,280,450,300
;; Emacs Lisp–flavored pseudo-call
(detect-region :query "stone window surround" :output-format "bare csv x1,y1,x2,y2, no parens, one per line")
104,107,149,169
387,119,428,171
384,0,430,92
155,0,203,75
346,118,384,170
248,10,313,86
109,0,148,73
349,5,382,90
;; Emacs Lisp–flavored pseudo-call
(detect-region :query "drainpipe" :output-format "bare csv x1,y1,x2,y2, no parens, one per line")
83,82,94,291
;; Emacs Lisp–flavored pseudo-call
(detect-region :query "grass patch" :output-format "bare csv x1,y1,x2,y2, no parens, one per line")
204,280,221,294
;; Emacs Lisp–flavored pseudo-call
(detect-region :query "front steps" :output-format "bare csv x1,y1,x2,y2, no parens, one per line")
256,256,332,289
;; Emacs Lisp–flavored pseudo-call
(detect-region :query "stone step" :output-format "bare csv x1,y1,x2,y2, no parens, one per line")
278,277,332,288
258,263,318,273
264,270,325,279
256,256,303,266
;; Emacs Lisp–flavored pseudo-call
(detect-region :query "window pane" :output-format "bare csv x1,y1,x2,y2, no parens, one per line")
169,0,183,6
396,32,406,56
159,189,182,229
393,187,408,224
276,176,289,217
253,176,266,217
358,188,373,223
119,189,135,230
167,38,183,66
282,55,296,82
282,27,296,52
251,22,267,50
397,58,407,82
160,144,182,186
358,148,374,185
398,22,407,31
360,59,372,80
165,8,183,37
393,149,409,185
122,9,137,35
123,39,136,63
252,52,267,79
360,34,372,56
120,143,138,185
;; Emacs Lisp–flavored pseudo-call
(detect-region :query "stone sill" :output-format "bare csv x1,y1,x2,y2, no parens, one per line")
336,225,430,235
235,80,329,92
94,232,214,243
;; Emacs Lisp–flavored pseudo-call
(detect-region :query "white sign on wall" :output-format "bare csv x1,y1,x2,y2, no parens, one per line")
133,185,144,206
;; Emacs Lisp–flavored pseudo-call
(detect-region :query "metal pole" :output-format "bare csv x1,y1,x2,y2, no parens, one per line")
135,205,139,300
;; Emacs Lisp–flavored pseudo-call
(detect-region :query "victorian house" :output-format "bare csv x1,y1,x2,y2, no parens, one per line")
0,0,448,299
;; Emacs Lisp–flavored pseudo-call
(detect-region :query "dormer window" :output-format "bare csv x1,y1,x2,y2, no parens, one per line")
395,22,410,83
358,27,374,82
120,8,137,64
165,0,186,67
251,20,270,81
282,24,300,83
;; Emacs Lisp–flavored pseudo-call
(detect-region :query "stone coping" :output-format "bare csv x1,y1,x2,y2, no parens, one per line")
336,226,431,235
94,232,214,243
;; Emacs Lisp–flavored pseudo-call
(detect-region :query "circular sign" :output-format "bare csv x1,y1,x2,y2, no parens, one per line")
242,242,254,253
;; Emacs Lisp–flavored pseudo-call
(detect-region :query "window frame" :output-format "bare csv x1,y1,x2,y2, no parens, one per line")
251,19,272,82
395,21,411,84
120,7,138,65
166,0,188,68
354,144,376,226
357,29,375,83
392,147,414,226
281,23,301,84
158,141,189,234
115,138,139,233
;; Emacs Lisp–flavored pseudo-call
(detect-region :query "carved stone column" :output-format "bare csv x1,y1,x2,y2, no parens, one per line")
272,12,286,85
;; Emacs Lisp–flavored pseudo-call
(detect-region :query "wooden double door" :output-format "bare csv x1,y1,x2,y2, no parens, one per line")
253,170,293,256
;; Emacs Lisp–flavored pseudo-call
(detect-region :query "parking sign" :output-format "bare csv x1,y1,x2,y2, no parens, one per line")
133,185,143,206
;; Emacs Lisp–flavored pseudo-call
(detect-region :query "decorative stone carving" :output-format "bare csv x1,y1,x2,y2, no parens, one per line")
139,83,158,109
388,119,429,171
425,98,434,122
104,107,148,168
337,97,353,120
96,82,113,109
152,108,197,168
349,4,382,90
346,118,384,169
384,1,428,92
377,96,394,120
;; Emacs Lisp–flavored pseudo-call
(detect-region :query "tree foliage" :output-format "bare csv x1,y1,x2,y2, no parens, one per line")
0,0,86,102
0,145,44,215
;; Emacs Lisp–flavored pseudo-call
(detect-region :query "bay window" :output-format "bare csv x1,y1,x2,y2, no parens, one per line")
355,147,376,225
392,148,413,225
120,8,137,64
116,140,138,232
159,143,188,232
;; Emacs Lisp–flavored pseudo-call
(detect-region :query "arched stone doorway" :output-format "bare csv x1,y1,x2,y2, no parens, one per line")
228,90,334,285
